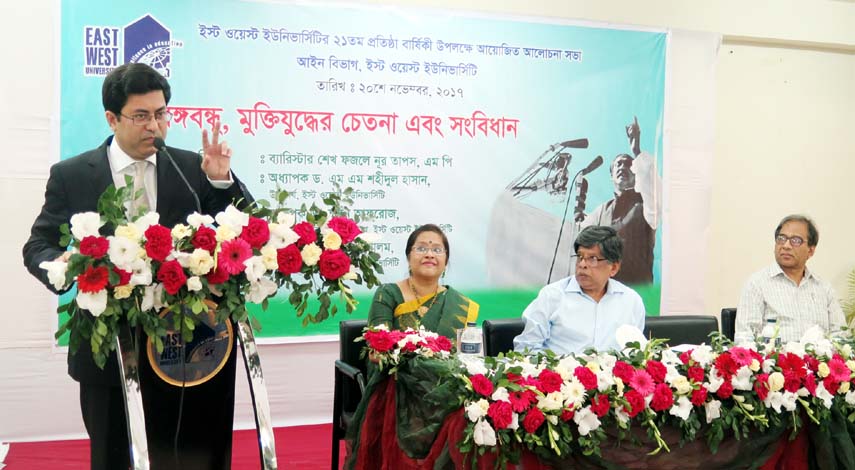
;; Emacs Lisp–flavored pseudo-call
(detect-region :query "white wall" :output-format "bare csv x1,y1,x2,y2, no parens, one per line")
1,0,853,442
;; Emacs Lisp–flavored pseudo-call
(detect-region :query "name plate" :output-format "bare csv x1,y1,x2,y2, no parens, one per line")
146,301,234,387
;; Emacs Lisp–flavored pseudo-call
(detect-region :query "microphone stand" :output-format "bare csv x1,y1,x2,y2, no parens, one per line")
547,168,586,283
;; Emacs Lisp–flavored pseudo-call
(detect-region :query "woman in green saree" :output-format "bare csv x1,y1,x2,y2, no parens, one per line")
367,224,479,340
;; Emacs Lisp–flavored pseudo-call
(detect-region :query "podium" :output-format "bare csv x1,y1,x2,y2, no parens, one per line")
115,316,277,469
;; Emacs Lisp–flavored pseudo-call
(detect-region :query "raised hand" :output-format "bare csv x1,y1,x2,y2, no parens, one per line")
201,120,232,181
626,116,641,157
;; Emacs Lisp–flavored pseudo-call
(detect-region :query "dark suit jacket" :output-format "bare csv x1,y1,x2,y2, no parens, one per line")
23,136,252,386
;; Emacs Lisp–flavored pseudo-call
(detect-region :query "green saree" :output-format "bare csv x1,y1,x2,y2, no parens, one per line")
367,283,479,340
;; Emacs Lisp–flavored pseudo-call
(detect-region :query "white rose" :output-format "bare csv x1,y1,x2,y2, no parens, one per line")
141,284,164,312
301,243,322,266
465,399,489,422
260,245,279,270
70,212,103,240
323,231,342,250
113,284,133,300
171,224,192,240
186,276,203,292
188,249,215,276
671,376,693,395
537,392,564,411
216,225,237,242
114,224,142,242
768,372,785,392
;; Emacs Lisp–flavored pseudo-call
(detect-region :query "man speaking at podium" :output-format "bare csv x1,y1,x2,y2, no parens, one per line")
23,63,252,469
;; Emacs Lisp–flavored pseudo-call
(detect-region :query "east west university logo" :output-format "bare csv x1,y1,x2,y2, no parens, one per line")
83,14,182,77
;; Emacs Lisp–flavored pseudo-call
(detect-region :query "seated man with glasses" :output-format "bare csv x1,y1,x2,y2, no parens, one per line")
513,225,645,354
734,214,846,345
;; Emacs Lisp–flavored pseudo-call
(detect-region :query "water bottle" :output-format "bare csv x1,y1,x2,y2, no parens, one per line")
760,317,781,349
458,322,483,357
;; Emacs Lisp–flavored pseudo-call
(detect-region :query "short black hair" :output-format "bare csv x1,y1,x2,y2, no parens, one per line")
610,153,633,176
102,63,171,115
405,224,450,262
574,225,623,263
775,214,819,247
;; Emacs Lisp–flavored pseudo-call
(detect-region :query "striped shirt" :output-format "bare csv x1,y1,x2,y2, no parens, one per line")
734,263,845,344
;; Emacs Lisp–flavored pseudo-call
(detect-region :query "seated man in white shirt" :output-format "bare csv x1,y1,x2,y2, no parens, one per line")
513,225,646,355
735,214,846,344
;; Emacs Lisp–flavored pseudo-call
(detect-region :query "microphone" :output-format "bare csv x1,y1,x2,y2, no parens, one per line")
581,155,603,175
153,137,202,214
549,138,589,152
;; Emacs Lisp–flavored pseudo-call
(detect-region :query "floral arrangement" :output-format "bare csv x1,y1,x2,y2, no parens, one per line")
40,182,383,368
357,324,454,373
359,324,855,468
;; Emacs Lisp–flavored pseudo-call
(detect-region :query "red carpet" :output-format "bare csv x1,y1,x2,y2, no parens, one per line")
3,424,346,469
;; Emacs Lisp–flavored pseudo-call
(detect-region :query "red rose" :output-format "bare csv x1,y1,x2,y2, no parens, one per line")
804,374,817,396
537,369,563,394
612,361,635,383
318,249,351,280
79,236,109,259
240,216,270,249
276,244,303,274
687,366,705,383
823,377,840,394
679,350,693,365
364,330,395,353
561,408,575,422
691,388,708,406
292,222,317,246
590,394,610,417
112,266,132,286
206,265,229,285
645,360,667,383
327,216,362,244
144,224,173,261
488,400,514,429
77,265,109,293
401,341,418,353
574,366,598,390
783,371,802,393
623,390,645,418
650,383,674,411
470,374,494,397
754,374,770,401
157,260,187,295
508,390,536,413
191,226,217,253
522,407,545,434
426,335,452,353
716,381,734,399
506,372,522,384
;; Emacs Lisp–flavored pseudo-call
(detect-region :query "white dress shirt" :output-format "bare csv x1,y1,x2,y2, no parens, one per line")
513,276,646,355
735,263,846,344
